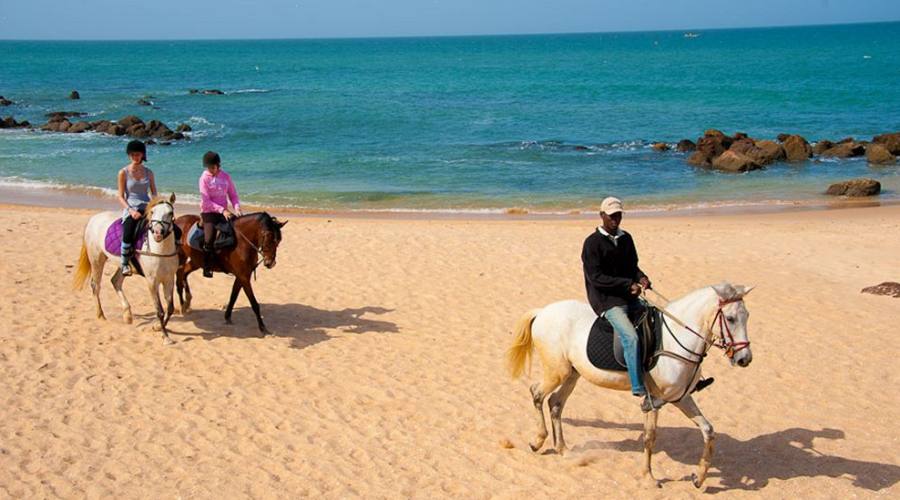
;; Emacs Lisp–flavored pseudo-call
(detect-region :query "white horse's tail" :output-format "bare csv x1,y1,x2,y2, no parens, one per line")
72,240,91,290
507,308,541,379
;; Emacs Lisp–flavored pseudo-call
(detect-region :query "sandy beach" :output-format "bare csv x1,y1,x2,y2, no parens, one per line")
1,201,899,498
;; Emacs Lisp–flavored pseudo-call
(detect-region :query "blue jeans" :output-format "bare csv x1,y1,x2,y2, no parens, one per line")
604,301,646,395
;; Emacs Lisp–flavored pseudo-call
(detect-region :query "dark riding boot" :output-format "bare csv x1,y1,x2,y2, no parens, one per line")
202,244,214,278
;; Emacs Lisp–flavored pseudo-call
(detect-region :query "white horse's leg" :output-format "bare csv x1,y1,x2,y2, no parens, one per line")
528,372,564,452
642,409,661,487
89,251,107,320
548,371,580,455
148,279,174,345
672,395,715,489
162,277,176,328
110,268,133,324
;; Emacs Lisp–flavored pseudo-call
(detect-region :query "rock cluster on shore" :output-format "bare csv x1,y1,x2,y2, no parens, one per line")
0,96,14,106
673,129,898,172
39,113,190,144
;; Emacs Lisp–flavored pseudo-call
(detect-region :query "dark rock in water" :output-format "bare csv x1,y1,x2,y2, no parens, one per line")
825,178,880,197
733,132,749,140
573,145,590,151
866,143,896,165
821,142,865,158
69,90,80,100
861,282,900,298
651,142,669,152
57,120,72,132
836,137,855,144
176,123,192,133
688,135,727,166
703,129,733,149
126,123,149,138
46,111,86,121
137,98,153,106
0,116,30,128
872,132,900,155
91,120,112,133
68,121,92,133
776,133,790,143
118,115,144,129
676,139,696,152
782,135,812,161
712,150,763,172
754,140,786,164
145,139,157,145
812,140,834,155
109,124,126,136
190,88,225,95
0,96,13,106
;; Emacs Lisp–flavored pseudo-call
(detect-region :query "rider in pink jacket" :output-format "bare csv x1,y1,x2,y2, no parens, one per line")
199,151,242,277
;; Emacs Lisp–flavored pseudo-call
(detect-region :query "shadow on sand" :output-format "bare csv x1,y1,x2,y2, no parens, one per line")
163,303,399,349
564,417,900,493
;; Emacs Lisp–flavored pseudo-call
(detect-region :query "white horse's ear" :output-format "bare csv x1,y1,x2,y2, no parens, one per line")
736,285,755,297
169,192,176,204
712,283,736,300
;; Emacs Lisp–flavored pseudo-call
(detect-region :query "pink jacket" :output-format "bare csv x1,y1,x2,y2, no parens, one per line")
199,169,241,214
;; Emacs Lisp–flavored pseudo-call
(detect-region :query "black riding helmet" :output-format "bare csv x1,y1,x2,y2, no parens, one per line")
126,140,147,162
203,151,221,168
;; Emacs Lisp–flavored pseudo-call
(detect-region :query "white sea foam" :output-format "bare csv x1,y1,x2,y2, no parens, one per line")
231,89,272,94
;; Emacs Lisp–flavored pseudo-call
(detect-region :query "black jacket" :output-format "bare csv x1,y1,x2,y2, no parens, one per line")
582,228,648,315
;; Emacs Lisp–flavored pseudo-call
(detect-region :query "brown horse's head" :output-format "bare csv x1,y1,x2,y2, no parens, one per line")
257,213,287,268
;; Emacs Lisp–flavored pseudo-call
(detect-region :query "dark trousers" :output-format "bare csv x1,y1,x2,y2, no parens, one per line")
201,212,227,249
122,209,145,249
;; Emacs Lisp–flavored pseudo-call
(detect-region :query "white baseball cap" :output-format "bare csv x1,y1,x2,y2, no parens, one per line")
600,196,623,214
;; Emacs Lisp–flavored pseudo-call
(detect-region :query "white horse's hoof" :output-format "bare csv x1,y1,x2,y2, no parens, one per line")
181,306,191,315
152,324,162,332
162,337,175,346
123,313,133,324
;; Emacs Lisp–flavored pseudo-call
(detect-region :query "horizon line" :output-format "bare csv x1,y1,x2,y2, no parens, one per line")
1,19,897,43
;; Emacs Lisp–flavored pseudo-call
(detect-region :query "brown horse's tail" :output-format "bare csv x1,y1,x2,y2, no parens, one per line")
72,240,91,291
507,309,541,379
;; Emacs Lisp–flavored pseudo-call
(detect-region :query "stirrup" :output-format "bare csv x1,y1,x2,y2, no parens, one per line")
121,263,133,277
692,377,715,394
641,395,665,413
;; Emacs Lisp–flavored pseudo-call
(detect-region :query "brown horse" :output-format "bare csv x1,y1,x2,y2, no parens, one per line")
175,212,286,335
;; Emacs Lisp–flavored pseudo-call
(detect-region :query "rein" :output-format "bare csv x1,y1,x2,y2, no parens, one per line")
643,288,750,404
233,222,265,280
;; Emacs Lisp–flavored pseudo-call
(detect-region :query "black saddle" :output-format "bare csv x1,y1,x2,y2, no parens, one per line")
586,304,662,372
188,221,237,251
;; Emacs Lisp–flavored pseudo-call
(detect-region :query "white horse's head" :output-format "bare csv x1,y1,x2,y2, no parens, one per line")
147,193,176,243
711,283,754,367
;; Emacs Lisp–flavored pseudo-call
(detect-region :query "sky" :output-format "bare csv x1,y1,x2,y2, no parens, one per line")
2,0,900,40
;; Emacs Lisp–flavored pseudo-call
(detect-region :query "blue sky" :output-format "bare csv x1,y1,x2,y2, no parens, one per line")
3,0,899,40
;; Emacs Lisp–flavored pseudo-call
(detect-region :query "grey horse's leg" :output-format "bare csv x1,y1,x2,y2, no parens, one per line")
548,370,580,454
148,280,174,345
672,395,715,489
642,408,661,487
528,373,563,452
110,268,133,324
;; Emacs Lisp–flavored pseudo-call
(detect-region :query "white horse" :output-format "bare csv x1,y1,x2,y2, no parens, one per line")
506,283,754,489
72,194,180,345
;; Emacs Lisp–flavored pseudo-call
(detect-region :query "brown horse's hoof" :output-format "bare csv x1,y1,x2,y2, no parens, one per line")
224,318,233,325
259,328,270,337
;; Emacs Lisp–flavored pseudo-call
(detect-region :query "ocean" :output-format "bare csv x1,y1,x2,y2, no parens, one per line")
1,22,899,213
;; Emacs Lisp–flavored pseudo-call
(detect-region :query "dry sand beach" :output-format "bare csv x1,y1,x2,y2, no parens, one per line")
1,202,899,498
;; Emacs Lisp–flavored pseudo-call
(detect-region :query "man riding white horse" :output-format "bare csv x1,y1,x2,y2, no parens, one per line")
581,196,652,410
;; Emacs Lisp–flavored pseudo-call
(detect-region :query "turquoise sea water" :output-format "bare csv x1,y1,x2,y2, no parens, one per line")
1,22,899,213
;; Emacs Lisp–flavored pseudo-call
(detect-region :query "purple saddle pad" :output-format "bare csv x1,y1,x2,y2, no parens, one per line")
105,219,147,256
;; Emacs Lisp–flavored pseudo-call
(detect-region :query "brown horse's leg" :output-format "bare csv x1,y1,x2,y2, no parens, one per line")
176,266,187,314
224,278,241,325
239,276,268,335
672,395,715,489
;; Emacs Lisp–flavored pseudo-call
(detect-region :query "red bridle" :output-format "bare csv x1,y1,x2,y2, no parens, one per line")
712,297,751,359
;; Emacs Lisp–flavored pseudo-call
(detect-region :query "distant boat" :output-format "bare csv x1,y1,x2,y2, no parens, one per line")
684,32,701,39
